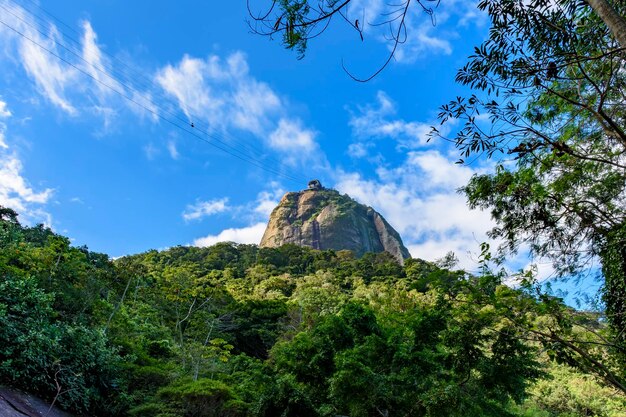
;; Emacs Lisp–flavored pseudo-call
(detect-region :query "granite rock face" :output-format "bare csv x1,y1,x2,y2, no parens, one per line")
259,188,411,263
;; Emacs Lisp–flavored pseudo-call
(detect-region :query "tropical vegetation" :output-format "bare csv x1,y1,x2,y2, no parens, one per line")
1,207,624,416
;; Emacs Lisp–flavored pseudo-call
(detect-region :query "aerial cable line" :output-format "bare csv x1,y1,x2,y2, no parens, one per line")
0,17,308,183
7,0,306,180
0,19,308,184
1,2,308,182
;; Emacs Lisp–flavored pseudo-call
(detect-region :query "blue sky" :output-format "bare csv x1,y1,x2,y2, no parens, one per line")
0,0,603,303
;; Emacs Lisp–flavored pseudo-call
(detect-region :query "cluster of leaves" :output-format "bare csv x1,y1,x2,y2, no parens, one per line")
511,364,626,417
246,0,441,79
0,208,124,413
430,0,626,342
1,207,624,416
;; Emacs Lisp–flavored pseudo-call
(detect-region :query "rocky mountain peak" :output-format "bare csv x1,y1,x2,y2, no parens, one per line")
259,184,411,263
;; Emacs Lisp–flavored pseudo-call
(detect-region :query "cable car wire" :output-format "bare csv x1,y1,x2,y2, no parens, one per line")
0,1,312,184
0,16,309,183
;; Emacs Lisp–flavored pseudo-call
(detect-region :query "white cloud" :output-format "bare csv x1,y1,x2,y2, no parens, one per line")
0,129,7,149
0,155,50,205
268,118,325,167
154,53,323,168
269,118,316,152
406,237,479,268
81,20,119,99
90,105,118,136
156,55,220,122
18,26,78,114
80,20,122,132
377,150,475,191
193,222,266,247
0,2,168,137
253,182,285,218
167,140,179,160
0,107,53,224
349,91,435,151
0,98,8,149
155,52,281,135
183,198,230,221
347,142,371,159
345,0,386,30
393,0,487,63
143,143,159,160
393,19,452,63
129,90,160,121
0,99,11,118
333,149,494,270
0,2,128,122
343,0,485,64
231,76,281,135
0,1,77,113
0,3,321,172
189,183,285,247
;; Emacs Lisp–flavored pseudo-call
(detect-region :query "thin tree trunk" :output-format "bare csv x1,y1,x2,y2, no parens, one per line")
529,328,626,394
104,275,132,333
587,0,626,49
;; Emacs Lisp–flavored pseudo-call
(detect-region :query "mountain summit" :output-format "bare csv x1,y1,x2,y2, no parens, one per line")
259,181,411,263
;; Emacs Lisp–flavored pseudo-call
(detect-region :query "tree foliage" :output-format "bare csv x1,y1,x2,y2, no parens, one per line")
248,0,626,80
1,207,624,415
247,0,441,80
247,0,626,352
427,0,626,344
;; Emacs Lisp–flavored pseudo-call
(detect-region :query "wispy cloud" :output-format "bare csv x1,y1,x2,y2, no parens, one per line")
143,143,159,160
0,152,53,210
154,52,324,168
0,2,324,172
193,222,267,247
190,183,285,246
333,150,493,270
155,52,281,135
155,55,222,122
392,13,452,63
0,1,125,122
269,118,316,152
0,97,9,149
395,0,487,63
253,182,285,218
343,0,486,64
267,118,325,167
183,197,231,221
0,1,77,113
0,100,53,224
81,20,119,99
167,140,179,160
0,99,11,118
347,142,373,159
348,91,440,154
18,26,78,114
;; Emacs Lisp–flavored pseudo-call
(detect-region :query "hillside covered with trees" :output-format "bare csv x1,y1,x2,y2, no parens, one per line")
1,0,625,415
1,207,624,416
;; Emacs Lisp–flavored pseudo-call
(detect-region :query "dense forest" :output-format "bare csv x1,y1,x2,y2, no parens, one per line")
1,0,625,415
1,206,624,416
